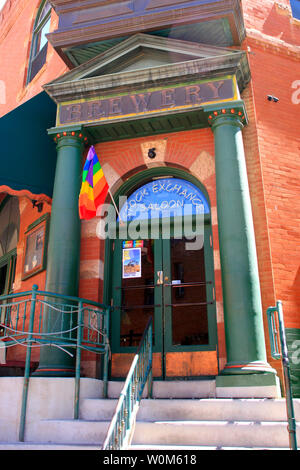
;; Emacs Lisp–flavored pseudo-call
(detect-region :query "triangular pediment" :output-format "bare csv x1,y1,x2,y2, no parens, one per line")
48,33,243,85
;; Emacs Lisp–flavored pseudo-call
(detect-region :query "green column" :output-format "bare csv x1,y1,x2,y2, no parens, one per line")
34,128,85,377
211,112,274,376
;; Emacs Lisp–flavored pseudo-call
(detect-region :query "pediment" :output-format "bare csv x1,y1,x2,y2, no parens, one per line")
49,33,243,85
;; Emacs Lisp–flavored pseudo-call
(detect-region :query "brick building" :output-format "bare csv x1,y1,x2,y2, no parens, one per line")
0,0,299,449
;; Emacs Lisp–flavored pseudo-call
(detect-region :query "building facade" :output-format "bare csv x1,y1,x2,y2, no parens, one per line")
0,0,300,404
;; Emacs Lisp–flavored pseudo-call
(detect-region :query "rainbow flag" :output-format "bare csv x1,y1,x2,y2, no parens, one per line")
79,146,109,220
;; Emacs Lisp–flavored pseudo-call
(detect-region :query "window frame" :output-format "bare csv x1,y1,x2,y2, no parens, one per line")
26,1,51,84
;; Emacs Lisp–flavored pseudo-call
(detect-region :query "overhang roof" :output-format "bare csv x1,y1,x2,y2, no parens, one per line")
47,0,246,68
0,92,57,201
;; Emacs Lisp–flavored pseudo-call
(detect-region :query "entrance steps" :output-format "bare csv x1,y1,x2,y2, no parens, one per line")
0,381,299,450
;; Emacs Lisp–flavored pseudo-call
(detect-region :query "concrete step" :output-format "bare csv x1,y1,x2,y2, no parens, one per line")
136,398,300,422
107,380,216,399
130,444,290,451
80,398,117,421
22,397,300,449
0,442,290,451
132,420,300,449
25,419,110,445
0,443,101,450
80,397,300,422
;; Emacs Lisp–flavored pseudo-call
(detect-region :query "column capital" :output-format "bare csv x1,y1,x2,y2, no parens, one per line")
203,100,248,129
208,111,245,130
47,125,89,146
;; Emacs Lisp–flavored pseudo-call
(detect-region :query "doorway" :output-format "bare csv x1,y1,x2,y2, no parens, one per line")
111,233,217,378
107,173,218,379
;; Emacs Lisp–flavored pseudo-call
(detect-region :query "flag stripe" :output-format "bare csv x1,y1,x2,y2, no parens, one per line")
78,146,109,220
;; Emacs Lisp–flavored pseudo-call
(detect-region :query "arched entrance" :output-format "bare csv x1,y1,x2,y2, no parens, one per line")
105,169,218,380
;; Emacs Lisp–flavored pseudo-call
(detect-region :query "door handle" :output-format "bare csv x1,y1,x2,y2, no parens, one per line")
157,271,163,285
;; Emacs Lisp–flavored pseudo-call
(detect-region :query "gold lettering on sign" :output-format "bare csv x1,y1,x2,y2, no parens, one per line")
130,93,152,112
86,102,105,120
185,85,202,105
59,78,235,125
109,97,122,115
160,88,175,107
68,104,81,122
206,81,225,99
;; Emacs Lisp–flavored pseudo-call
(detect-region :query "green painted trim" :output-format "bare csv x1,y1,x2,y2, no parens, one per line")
216,373,279,388
25,212,50,234
47,125,84,135
0,248,17,268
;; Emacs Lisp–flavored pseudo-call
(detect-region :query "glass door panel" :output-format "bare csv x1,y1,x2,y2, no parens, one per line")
111,230,217,379
111,238,163,377
169,237,209,346
120,239,156,347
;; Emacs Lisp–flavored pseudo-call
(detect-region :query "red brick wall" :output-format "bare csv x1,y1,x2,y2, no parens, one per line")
242,0,300,331
0,0,68,117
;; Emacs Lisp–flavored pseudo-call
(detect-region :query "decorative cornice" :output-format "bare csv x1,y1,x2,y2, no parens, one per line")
46,0,246,66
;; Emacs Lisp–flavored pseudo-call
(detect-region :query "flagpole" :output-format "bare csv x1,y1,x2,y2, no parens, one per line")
107,187,124,224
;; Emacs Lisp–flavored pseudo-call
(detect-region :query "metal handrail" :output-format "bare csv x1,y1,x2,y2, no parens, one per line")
0,285,111,442
102,317,153,450
267,301,297,451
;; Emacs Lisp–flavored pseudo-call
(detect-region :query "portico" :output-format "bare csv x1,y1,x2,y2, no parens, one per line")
37,32,279,396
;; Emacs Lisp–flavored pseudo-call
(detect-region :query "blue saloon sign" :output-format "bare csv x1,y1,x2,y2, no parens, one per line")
119,178,210,221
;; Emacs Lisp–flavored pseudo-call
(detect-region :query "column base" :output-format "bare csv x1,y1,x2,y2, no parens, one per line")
32,366,75,378
216,373,281,398
221,360,277,375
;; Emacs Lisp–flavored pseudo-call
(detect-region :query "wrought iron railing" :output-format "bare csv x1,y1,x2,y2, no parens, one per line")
102,317,153,450
267,300,298,451
0,285,110,442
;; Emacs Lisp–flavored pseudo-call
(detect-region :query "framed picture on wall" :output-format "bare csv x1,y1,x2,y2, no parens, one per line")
22,214,49,280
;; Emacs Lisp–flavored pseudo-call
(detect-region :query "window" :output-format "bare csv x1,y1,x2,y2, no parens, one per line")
0,195,19,296
290,0,300,20
27,1,51,84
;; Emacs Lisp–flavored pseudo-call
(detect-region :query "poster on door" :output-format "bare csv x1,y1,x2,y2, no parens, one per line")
122,247,142,279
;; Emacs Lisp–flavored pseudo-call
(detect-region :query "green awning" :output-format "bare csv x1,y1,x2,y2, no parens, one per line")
0,92,57,200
